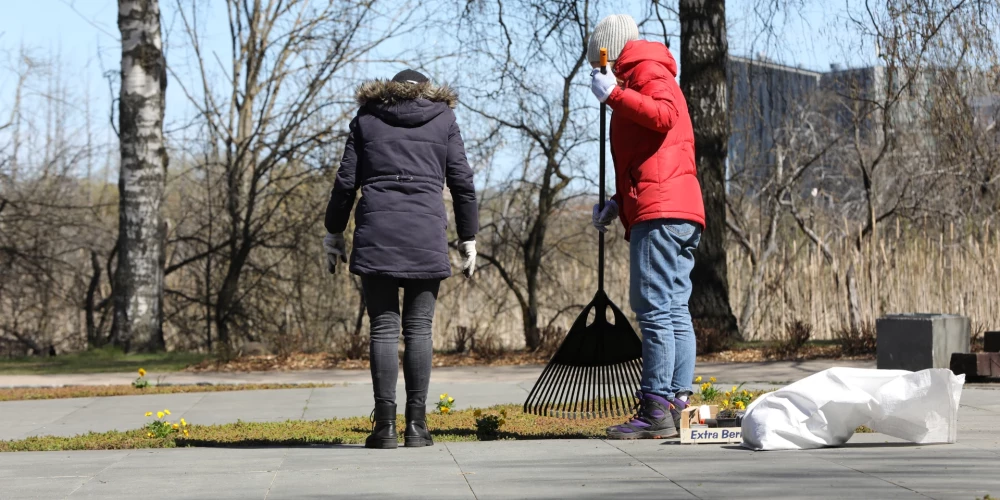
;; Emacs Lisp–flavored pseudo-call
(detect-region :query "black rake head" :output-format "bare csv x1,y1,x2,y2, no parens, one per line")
523,290,643,419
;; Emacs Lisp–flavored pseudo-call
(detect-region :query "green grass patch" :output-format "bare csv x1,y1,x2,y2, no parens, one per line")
0,347,208,375
0,402,886,452
0,383,332,402
0,405,622,452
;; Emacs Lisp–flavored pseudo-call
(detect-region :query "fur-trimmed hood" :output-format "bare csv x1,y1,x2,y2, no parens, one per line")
355,80,458,109
355,80,458,128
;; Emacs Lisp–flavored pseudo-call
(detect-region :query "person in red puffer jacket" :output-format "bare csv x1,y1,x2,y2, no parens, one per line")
588,14,705,440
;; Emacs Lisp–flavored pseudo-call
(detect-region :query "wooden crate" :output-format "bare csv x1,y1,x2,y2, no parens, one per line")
679,404,743,445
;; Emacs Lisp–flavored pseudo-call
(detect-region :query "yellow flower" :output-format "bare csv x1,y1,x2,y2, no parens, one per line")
709,377,717,383
736,401,746,410
138,368,146,377
700,383,710,392
441,407,450,414
180,419,187,426
722,400,729,407
147,432,153,438
145,412,153,417
183,430,189,437
439,394,446,400
694,376,703,383
731,386,738,394
163,409,171,415
173,424,179,430
474,409,482,417
156,412,164,419
742,390,750,397
448,397,454,404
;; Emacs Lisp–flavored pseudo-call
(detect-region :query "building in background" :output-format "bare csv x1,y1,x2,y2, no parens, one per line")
728,56,1000,204
727,55,822,193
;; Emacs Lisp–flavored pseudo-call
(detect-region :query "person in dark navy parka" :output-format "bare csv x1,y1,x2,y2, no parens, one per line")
323,69,479,449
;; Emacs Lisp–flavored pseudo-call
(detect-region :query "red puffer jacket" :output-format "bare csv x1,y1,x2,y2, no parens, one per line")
607,40,705,240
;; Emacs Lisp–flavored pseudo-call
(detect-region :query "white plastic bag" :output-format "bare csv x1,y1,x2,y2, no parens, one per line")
741,367,964,451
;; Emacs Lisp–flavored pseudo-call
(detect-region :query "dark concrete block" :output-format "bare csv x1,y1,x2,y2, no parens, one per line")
951,352,977,377
877,314,970,371
984,331,1000,353
949,353,1000,380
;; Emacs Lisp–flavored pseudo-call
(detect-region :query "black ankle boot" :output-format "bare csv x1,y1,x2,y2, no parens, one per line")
365,402,398,449
404,405,433,447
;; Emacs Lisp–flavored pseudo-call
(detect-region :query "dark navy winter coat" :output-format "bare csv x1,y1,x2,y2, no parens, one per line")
325,80,479,279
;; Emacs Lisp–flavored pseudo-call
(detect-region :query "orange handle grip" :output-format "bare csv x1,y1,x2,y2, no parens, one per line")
599,48,608,69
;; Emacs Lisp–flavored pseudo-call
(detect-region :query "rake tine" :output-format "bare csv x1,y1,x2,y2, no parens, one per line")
586,366,596,417
559,364,579,418
535,362,564,416
609,362,623,417
556,364,578,418
572,365,586,418
524,361,555,414
608,363,621,417
593,365,601,418
569,364,584,418
606,364,615,417
544,363,569,417
582,367,592,419
598,363,607,418
613,360,631,412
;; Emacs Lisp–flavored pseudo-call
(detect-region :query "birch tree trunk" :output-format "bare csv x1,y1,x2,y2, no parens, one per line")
679,0,741,341
113,0,167,352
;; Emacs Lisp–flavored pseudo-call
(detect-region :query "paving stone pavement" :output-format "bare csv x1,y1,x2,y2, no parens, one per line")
1,428,998,500
0,362,997,500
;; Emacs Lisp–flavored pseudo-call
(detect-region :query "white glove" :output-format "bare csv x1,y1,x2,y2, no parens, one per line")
592,199,619,233
459,240,477,278
323,233,347,274
590,66,617,103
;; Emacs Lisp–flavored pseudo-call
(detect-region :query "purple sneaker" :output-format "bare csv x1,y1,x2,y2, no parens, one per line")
606,392,679,439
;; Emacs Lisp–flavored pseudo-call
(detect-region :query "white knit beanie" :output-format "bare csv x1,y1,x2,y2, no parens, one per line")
588,14,640,65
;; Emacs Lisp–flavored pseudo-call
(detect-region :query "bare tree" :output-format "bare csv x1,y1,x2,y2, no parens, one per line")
113,0,167,352
457,0,598,350
679,0,741,340
169,0,415,351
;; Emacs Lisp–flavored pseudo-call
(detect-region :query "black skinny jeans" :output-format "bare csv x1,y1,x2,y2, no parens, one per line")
362,276,440,409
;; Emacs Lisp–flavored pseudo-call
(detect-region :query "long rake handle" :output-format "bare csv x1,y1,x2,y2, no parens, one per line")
598,48,608,293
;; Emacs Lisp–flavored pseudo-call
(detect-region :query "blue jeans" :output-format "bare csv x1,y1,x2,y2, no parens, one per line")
629,219,701,400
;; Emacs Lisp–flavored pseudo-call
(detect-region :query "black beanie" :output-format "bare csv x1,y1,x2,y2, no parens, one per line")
391,69,429,84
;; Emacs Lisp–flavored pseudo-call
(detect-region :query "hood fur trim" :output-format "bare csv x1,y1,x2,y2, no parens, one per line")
355,80,458,109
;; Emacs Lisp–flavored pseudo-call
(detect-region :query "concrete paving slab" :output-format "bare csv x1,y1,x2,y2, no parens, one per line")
445,440,698,500
2,476,92,500
20,393,205,439
266,469,476,500
0,435,997,500
0,399,94,426
606,439,925,499
0,450,131,479
812,444,1000,499
70,471,277,500
101,447,287,475
268,446,473,500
